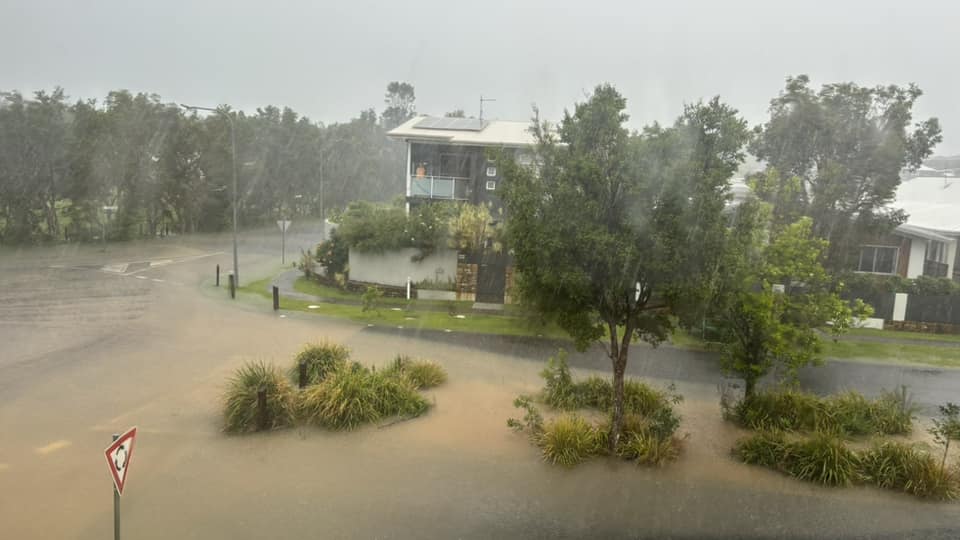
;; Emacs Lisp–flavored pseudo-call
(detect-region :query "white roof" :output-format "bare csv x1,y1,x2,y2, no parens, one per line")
894,176,960,235
387,115,537,148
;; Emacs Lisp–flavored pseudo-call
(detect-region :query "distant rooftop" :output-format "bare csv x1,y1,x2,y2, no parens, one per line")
895,175,960,235
387,115,537,147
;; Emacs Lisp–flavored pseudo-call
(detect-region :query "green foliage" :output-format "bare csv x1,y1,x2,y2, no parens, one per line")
616,430,681,467
929,402,960,470
734,430,788,468
713,214,871,396
730,388,915,436
222,361,297,433
381,355,447,389
860,441,959,500
361,285,383,314
751,75,942,268
507,395,544,436
297,365,429,430
315,228,348,276
498,85,748,447
538,352,682,440
381,81,416,130
537,414,604,467
337,200,409,253
0,86,407,245
840,272,960,297
289,341,350,386
783,433,860,486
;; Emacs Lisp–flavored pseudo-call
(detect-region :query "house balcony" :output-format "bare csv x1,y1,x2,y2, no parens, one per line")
923,259,949,278
410,175,470,201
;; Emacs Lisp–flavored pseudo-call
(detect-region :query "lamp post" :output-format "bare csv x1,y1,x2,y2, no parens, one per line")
181,104,240,289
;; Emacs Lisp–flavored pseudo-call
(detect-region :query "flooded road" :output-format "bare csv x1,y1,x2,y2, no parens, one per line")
1,229,959,539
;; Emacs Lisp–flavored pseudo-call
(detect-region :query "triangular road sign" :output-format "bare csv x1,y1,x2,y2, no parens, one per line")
277,220,292,232
104,426,137,496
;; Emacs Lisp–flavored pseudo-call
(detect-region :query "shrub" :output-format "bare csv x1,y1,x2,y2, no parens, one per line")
298,367,381,430
782,433,859,486
507,395,544,436
732,388,914,436
361,285,383,314
860,441,959,500
315,227,348,276
540,351,579,409
370,372,430,418
734,431,787,468
298,365,431,430
617,430,681,466
929,402,960,471
289,341,349,386
223,361,297,433
538,414,603,467
382,355,447,389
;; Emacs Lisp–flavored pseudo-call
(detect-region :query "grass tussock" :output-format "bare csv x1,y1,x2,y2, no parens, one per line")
289,341,350,386
381,355,447,389
538,414,604,467
735,432,960,499
728,387,915,436
298,365,429,430
223,361,297,433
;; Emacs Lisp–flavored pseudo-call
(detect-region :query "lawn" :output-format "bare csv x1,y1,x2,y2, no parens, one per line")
821,339,960,368
845,327,960,344
293,276,476,311
242,276,567,339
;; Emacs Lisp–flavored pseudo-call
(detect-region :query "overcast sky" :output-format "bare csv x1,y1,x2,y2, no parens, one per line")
2,0,958,154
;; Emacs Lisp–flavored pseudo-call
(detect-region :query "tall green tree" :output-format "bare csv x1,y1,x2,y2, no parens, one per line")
500,85,749,448
381,81,416,130
751,75,942,269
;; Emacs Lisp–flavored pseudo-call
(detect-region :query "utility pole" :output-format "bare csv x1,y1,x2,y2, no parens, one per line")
181,104,240,290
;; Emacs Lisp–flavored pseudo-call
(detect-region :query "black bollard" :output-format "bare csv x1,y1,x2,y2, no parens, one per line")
228,274,235,299
257,389,268,431
272,285,279,311
298,361,307,389
216,264,220,287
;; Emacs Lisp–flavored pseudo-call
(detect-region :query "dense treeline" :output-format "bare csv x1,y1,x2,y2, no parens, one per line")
0,83,415,244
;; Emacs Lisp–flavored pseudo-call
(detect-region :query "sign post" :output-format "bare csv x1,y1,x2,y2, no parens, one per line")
104,426,137,540
277,219,292,264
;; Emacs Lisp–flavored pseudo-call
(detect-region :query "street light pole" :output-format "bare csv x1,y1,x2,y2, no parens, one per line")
181,103,240,289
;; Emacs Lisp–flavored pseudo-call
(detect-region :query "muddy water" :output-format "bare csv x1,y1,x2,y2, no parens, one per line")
2,238,959,539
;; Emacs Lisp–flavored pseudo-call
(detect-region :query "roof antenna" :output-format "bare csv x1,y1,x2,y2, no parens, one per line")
480,95,496,121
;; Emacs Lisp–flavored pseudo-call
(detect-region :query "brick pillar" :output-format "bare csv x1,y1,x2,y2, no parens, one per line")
456,262,477,302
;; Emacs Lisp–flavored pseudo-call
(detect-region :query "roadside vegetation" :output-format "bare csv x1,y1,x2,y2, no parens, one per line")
727,386,960,500
220,340,447,433
508,352,683,468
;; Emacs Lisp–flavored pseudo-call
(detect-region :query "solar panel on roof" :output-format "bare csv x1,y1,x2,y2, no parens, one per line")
413,117,487,132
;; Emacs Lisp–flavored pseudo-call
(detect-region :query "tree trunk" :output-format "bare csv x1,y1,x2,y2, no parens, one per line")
744,375,756,399
607,320,633,453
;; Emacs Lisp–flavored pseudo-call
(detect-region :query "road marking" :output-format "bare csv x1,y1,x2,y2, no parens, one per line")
150,259,173,267
135,276,147,280
151,278,164,283
102,263,129,274
35,440,71,455
124,251,224,275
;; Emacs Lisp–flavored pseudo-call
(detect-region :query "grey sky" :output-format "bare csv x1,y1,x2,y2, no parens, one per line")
3,0,958,154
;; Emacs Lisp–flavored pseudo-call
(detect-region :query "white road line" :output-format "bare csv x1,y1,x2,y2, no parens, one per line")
123,251,224,275
135,276,147,280
35,440,71,455
151,278,164,283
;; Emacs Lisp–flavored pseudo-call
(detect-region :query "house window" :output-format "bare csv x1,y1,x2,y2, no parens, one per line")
857,245,898,274
926,240,947,263
486,166,497,177
486,180,497,191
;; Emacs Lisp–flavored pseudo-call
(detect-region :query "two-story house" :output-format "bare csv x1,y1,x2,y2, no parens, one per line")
387,116,537,303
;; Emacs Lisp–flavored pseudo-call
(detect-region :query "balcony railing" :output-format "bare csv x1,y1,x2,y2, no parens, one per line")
923,259,949,278
410,175,470,200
